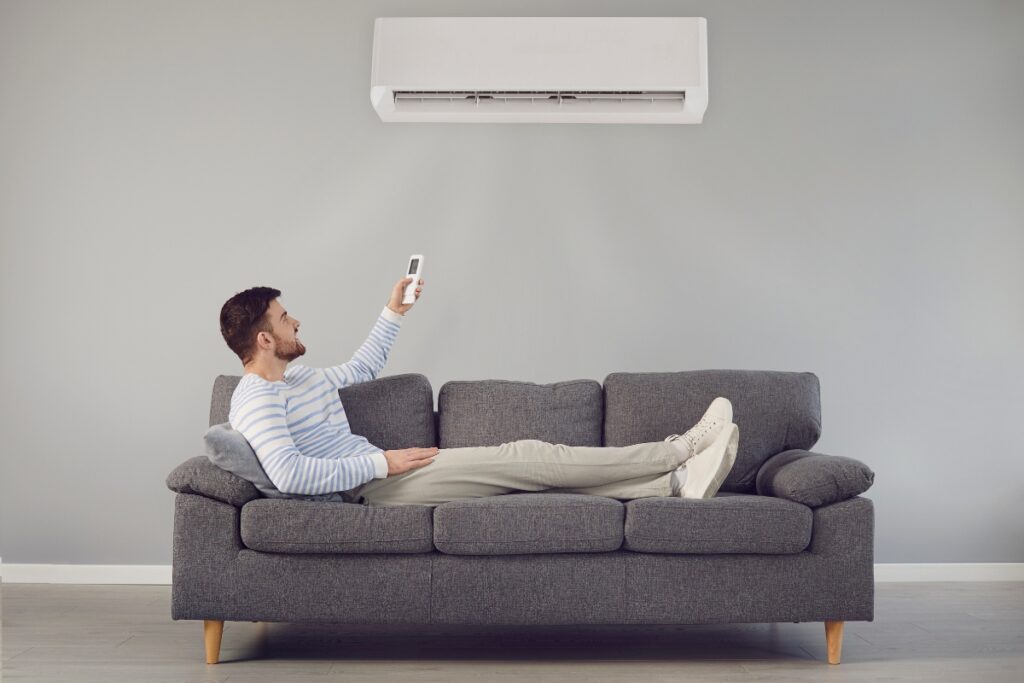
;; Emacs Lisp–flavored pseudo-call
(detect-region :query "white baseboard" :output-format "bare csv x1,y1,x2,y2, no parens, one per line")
872,563,1024,582
1,563,171,584
1,562,1022,585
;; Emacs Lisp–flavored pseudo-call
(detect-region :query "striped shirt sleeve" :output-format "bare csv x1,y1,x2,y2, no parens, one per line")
230,386,380,495
320,305,403,390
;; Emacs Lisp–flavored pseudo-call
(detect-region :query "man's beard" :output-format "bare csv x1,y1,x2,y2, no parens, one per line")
273,334,306,362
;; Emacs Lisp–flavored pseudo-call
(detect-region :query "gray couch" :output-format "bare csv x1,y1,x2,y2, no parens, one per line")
166,370,875,665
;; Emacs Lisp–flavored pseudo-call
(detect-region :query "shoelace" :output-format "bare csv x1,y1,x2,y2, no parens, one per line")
680,415,721,452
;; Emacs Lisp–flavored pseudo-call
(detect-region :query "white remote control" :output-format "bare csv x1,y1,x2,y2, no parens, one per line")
402,254,424,305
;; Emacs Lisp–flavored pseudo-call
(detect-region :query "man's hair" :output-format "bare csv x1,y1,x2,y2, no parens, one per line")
220,286,281,365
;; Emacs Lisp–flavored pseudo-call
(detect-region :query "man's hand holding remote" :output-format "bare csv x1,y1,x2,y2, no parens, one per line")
387,276,423,316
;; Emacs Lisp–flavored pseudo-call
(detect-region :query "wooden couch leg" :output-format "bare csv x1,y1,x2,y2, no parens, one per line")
204,620,224,664
824,620,844,664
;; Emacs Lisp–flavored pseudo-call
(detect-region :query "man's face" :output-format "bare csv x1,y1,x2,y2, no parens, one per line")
261,299,305,362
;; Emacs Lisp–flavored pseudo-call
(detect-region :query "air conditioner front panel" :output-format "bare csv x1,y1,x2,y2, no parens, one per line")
372,17,703,91
370,17,708,123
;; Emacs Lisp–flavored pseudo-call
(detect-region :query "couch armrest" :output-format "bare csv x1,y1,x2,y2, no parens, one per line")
166,455,260,508
756,449,875,508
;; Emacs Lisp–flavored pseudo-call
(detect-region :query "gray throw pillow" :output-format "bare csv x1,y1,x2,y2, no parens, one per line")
203,422,353,503
755,449,875,508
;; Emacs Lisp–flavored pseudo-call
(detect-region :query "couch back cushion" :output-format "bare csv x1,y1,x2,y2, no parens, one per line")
209,372,437,449
603,371,821,493
438,379,603,447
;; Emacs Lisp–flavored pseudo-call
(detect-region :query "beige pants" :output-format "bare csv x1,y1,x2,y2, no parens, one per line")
349,439,686,506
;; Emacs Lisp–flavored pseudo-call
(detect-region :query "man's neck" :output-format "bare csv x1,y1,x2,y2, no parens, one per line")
243,361,288,383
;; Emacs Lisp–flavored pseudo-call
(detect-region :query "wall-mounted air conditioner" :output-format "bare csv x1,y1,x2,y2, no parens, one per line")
370,17,708,124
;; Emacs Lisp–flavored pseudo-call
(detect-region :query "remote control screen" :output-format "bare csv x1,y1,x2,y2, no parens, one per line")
408,259,419,274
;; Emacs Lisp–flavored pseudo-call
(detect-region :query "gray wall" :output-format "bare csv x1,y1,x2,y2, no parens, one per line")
1,0,1022,566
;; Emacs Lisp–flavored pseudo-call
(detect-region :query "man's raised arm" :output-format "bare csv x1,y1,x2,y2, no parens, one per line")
320,305,403,390
229,385,387,494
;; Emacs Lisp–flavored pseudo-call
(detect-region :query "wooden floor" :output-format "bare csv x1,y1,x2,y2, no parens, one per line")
2,581,1022,682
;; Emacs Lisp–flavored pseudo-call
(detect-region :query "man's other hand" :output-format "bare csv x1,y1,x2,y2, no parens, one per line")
383,447,438,476
387,277,424,316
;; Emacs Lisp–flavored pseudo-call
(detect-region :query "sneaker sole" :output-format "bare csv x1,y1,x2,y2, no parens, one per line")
684,423,739,499
702,424,739,499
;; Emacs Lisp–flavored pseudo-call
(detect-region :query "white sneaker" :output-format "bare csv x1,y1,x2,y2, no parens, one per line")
680,422,739,499
665,397,733,458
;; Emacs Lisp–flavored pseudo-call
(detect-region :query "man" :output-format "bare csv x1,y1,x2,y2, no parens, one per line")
218,278,739,507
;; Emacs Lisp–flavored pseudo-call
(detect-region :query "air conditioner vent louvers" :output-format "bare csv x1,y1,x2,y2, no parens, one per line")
393,91,686,103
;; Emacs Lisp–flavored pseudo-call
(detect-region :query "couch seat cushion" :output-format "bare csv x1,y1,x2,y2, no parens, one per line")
433,493,623,555
240,499,434,554
623,492,812,554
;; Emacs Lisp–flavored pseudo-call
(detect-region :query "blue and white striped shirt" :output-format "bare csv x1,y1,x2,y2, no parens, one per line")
228,306,403,495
